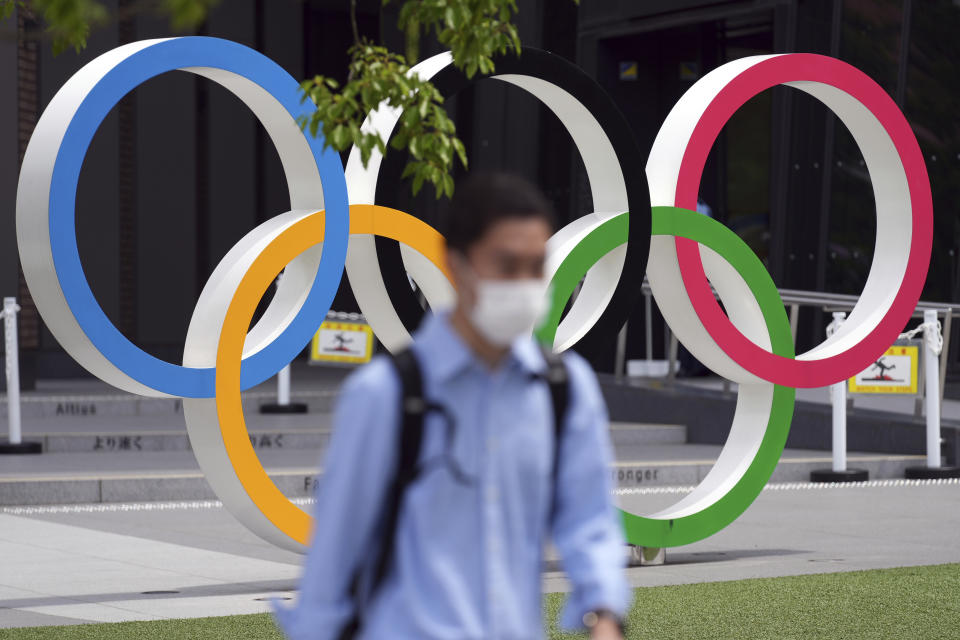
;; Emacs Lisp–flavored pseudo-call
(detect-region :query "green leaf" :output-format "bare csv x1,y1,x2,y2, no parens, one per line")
453,138,468,167
160,0,222,31
294,10,527,200
443,172,455,198
330,124,349,149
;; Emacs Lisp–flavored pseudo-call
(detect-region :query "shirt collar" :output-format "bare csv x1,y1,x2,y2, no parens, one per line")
413,312,547,382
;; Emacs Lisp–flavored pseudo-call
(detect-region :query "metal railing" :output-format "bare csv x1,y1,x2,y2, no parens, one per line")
619,279,954,412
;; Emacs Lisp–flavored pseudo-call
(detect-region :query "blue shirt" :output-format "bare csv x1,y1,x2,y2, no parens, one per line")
275,313,628,639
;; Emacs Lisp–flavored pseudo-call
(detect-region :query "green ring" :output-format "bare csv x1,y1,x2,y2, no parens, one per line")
538,206,796,547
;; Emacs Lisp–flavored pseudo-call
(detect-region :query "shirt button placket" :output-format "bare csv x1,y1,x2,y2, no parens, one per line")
484,377,503,638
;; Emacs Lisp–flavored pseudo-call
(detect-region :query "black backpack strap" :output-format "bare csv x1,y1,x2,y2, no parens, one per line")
371,349,426,589
539,346,570,523
337,348,426,640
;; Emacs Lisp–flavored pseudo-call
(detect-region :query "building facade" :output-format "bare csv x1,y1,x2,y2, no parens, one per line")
0,0,956,382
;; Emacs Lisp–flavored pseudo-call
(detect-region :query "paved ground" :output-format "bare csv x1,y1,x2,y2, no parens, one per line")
0,479,957,629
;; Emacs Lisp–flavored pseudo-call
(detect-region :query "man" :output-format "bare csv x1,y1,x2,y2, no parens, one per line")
276,173,629,639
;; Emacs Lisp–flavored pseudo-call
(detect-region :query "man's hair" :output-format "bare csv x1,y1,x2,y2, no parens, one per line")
441,172,556,253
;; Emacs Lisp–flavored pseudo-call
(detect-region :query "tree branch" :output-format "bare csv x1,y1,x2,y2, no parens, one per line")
349,0,359,45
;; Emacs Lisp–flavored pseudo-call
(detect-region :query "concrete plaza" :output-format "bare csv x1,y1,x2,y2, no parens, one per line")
0,478,957,629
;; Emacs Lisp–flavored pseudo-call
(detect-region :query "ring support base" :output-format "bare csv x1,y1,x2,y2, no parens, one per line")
0,441,42,454
904,465,960,479
810,468,869,483
259,403,308,414
628,545,665,567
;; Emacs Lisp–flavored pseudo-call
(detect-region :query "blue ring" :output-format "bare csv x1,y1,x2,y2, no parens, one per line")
48,37,349,398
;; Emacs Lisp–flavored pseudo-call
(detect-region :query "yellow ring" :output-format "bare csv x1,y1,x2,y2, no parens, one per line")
215,204,451,544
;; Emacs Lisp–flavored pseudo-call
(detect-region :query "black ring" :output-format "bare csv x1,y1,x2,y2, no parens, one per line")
373,47,650,355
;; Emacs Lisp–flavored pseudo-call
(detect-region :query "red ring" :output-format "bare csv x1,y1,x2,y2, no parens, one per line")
674,54,932,388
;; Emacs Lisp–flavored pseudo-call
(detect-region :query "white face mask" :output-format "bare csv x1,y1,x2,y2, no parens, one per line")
468,277,550,347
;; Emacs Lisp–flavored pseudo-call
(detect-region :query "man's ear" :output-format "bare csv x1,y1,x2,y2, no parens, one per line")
445,249,474,308
444,248,465,288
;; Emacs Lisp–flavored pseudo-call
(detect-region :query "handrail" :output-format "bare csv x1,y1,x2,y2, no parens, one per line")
628,278,954,409
777,288,956,316
638,277,956,314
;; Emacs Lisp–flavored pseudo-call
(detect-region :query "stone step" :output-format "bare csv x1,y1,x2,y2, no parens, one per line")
0,390,337,420
610,452,926,489
38,429,328,454
10,419,685,453
0,447,926,506
609,422,685,446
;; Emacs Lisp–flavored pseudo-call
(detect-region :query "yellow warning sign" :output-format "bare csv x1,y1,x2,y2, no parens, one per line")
848,344,920,395
310,321,374,365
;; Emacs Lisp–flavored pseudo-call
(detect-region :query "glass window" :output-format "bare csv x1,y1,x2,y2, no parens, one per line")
825,0,903,295
905,0,960,304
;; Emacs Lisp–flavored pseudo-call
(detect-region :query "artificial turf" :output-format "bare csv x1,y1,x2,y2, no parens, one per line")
1,563,957,639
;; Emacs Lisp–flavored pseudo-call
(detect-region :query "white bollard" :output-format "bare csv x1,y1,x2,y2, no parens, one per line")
811,311,866,482
259,361,306,414
277,363,292,406
258,273,307,415
830,311,847,473
831,375,847,472
922,309,941,469
0,297,40,454
905,310,959,478
4,297,21,445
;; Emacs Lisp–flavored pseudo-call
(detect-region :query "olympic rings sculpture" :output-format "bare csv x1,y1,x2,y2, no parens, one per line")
16,37,932,553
